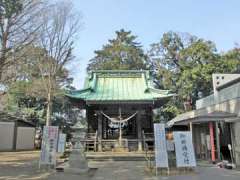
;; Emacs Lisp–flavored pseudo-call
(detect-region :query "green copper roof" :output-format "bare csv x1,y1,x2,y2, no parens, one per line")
66,70,175,103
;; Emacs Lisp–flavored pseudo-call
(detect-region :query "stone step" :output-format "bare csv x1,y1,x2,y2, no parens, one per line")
86,152,154,161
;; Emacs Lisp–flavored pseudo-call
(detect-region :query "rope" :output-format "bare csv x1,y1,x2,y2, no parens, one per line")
100,111,138,124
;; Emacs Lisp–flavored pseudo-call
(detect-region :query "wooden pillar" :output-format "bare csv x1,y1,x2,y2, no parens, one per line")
209,122,216,163
97,112,102,152
136,111,142,151
106,118,108,139
86,109,89,133
215,122,221,160
229,123,235,164
150,108,153,130
102,116,107,139
189,122,193,134
189,122,195,156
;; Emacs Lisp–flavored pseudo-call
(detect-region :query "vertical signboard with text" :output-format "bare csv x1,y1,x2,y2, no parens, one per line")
40,126,59,166
173,131,196,167
154,123,169,168
57,133,66,153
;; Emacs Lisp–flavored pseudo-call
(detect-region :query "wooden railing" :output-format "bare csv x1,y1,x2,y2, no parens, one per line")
142,130,154,151
100,139,139,151
84,130,155,152
85,131,98,152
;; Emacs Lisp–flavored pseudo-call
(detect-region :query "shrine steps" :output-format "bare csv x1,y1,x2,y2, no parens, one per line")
86,152,154,161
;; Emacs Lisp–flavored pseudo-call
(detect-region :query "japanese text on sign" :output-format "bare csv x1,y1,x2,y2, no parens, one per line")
173,131,196,167
154,123,169,168
57,133,66,153
40,126,58,165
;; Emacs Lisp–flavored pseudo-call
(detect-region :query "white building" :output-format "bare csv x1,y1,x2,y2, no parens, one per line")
168,74,240,167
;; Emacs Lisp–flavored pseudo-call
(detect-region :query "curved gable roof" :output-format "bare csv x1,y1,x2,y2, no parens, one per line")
66,70,175,104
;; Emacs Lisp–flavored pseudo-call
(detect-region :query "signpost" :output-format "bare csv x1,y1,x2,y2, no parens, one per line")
173,131,196,167
39,126,59,168
57,133,66,153
154,123,169,170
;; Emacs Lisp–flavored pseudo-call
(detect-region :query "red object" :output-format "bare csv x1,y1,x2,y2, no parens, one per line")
209,122,216,162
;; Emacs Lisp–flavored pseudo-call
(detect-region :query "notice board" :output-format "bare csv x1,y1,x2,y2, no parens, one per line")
173,131,196,167
154,123,169,168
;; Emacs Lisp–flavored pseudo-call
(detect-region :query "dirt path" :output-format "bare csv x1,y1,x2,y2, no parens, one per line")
0,151,51,180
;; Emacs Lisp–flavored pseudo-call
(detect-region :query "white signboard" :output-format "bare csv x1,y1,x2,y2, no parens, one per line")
167,140,175,151
154,123,169,168
57,133,66,153
173,131,196,167
40,126,59,165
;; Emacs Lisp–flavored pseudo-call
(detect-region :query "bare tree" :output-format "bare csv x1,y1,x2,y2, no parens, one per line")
36,0,80,126
0,0,43,82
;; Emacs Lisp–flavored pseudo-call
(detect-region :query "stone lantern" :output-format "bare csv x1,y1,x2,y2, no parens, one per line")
65,120,88,174
71,120,87,150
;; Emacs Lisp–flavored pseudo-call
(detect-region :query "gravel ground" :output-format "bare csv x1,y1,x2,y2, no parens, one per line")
1,151,240,180
0,151,51,180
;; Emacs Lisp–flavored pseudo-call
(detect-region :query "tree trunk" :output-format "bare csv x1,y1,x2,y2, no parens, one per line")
0,62,2,81
46,91,52,126
0,23,9,82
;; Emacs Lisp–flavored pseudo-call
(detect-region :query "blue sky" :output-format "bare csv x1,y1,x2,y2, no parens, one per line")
71,0,240,88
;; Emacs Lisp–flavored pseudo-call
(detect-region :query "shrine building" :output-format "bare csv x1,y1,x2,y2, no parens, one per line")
66,70,174,152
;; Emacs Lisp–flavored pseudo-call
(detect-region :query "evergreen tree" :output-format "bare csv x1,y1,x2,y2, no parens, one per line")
87,29,148,71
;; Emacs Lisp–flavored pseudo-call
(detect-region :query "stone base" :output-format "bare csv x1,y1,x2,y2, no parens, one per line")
113,146,129,152
63,166,89,175
56,161,90,175
60,149,89,174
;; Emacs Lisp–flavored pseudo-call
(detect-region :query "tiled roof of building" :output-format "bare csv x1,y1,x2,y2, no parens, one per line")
66,70,175,104
0,111,35,127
